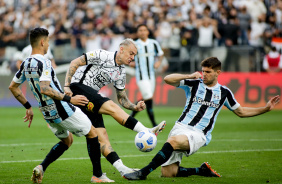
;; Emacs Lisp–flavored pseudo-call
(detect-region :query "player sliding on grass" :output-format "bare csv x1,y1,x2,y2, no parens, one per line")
123,57,280,180
64,38,166,176
9,28,114,183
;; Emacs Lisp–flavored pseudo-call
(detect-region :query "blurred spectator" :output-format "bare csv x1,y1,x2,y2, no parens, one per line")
53,20,71,61
71,17,85,57
196,17,221,67
0,0,281,73
247,0,267,22
237,6,251,45
168,22,181,57
222,16,241,72
262,46,282,72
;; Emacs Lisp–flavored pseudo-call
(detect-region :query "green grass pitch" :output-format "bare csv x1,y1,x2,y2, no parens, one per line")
0,107,281,184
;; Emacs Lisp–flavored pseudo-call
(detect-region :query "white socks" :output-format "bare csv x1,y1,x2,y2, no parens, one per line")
113,159,134,176
133,122,147,132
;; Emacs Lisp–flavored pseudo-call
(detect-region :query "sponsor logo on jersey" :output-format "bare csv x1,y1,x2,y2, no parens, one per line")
86,102,94,112
193,97,219,108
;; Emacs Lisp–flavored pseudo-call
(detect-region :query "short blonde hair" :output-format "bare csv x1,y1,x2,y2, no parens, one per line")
119,38,137,49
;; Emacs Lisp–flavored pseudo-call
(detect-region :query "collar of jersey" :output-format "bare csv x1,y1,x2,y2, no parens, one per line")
202,81,220,89
114,51,119,66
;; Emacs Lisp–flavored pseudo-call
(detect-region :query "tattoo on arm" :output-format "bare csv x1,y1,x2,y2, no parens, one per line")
117,89,136,110
65,55,86,85
41,81,64,100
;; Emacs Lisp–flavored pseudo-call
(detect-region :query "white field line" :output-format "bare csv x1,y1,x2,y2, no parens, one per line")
1,139,282,147
1,148,282,164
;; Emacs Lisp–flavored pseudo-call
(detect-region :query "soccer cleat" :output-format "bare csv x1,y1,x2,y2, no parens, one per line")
119,167,140,176
199,162,221,177
91,173,115,183
123,170,147,180
31,165,44,183
149,121,166,136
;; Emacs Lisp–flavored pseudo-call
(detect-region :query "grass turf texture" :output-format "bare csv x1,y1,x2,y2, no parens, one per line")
0,107,281,184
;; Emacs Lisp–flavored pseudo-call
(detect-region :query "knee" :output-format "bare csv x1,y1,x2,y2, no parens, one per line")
86,126,98,139
167,136,178,149
62,133,73,147
161,166,178,177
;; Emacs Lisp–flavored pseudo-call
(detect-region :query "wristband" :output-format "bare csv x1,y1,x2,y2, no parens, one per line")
23,101,32,109
62,95,71,102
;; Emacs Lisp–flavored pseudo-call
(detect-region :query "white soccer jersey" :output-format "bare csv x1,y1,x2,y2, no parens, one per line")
71,49,126,91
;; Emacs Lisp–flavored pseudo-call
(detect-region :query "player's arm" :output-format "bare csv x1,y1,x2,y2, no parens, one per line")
164,72,202,86
64,55,87,96
116,89,145,111
40,81,89,106
233,95,280,117
9,81,33,127
154,54,164,69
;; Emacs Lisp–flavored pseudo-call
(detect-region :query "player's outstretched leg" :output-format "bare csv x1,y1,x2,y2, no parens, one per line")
99,101,166,136
31,165,44,183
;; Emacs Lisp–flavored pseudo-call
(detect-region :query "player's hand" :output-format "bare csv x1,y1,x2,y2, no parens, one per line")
135,100,146,111
189,72,202,79
266,95,280,111
154,60,161,69
23,108,33,128
70,95,89,106
64,86,73,97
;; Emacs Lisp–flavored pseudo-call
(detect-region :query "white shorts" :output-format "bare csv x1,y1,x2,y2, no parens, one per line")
162,122,206,167
49,107,92,139
137,79,155,100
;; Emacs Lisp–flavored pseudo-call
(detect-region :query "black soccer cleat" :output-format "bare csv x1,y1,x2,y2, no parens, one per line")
123,170,147,180
199,162,221,177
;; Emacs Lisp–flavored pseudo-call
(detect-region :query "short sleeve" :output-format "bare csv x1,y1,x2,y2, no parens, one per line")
39,59,52,81
223,87,240,111
13,61,26,84
114,68,126,90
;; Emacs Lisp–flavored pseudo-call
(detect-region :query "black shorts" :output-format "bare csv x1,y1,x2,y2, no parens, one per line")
70,83,110,128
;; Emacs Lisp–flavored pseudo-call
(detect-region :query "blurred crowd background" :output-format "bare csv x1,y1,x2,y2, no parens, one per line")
0,0,282,74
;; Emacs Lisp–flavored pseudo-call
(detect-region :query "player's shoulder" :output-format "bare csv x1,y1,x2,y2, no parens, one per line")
87,49,114,57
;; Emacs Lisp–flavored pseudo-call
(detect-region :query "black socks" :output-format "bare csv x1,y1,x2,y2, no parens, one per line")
176,166,200,177
140,142,174,176
87,136,102,177
106,152,120,165
41,141,69,171
124,116,138,130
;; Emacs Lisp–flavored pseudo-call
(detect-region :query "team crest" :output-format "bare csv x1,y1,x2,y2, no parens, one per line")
213,94,220,100
86,102,94,112
89,52,95,57
44,70,49,76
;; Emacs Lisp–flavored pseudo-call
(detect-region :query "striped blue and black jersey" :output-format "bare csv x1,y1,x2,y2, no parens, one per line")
134,38,164,81
13,54,75,123
177,79,240,145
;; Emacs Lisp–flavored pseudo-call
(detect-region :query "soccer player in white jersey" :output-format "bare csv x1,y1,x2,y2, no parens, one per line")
64,38,166,176
130,24,164,127
124,57,280,180
9,28,114,183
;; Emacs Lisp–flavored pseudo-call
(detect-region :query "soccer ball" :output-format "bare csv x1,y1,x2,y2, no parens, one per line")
135,130,157,152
